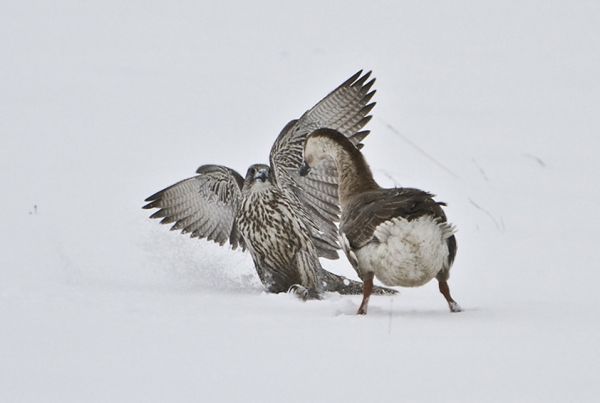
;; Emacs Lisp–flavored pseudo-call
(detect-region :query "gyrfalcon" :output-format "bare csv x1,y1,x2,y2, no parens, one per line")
144,71,395,299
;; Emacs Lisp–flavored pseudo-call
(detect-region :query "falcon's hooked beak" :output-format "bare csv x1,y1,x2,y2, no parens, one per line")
299,161,311,177
254,168,268,182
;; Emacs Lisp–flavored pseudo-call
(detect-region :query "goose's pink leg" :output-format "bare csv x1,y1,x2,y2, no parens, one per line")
438,279,462,312
357,272,374,315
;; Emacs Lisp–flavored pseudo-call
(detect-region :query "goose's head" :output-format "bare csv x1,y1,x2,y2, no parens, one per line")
300,128,354,176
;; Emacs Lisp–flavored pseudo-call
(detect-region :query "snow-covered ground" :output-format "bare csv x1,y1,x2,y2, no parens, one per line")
2,1,599,402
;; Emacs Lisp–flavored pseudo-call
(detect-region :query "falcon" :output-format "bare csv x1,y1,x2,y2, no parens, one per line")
144,71,396,299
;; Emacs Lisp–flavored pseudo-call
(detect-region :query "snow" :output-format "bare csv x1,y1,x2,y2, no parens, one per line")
2,1,599,402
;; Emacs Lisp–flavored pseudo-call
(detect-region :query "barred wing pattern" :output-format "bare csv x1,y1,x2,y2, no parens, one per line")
269,70,376,258
143,165,245,249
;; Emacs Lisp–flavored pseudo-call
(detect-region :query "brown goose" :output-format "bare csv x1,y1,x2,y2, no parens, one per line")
144,71,396,299
300,128,461,313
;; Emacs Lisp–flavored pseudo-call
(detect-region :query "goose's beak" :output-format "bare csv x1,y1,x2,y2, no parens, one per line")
299,161,311,177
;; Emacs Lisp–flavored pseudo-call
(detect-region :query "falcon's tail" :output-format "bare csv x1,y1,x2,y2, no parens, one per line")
319,269,397,296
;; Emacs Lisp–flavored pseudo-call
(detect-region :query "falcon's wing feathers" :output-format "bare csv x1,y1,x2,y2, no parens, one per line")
269,70,376,173
269,70,377,259
143,165,245,250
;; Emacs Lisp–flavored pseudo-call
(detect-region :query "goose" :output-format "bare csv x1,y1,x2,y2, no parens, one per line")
144,71,395,299
300,128,461,312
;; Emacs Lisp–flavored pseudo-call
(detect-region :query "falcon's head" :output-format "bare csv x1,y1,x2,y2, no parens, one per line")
243,164,273,190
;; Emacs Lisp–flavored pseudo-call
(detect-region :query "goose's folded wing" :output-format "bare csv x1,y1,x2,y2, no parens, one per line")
143,165,245,250
269,70,377,258
341,188,450,249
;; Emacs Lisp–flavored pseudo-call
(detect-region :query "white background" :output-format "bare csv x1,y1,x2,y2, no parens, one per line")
1,1,599,402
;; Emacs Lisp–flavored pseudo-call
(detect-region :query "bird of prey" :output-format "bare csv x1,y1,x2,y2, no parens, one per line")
144,71,395,299
300,128,460,313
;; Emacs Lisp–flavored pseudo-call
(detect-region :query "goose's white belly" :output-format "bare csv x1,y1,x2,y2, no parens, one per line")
355,216,455,287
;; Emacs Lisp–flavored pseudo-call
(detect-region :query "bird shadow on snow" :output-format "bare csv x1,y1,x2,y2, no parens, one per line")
330,295,483,318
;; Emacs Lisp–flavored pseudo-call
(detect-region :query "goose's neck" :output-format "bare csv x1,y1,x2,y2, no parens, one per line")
331,147,379,209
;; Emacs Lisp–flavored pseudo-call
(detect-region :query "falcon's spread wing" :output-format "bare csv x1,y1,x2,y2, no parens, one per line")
143,165,245,249
269,70,376,258
270,70,376,169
